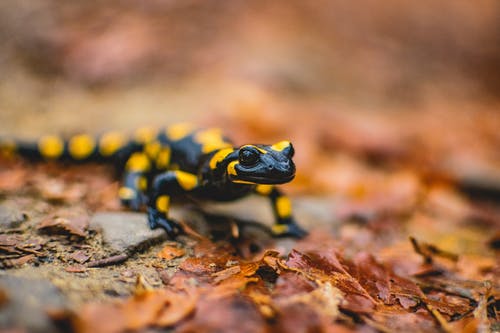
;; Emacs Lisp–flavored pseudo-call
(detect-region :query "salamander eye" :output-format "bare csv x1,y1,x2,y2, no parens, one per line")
239,147,260,166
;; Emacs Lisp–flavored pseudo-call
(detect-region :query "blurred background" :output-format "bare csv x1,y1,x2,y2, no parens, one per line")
0,0,499,195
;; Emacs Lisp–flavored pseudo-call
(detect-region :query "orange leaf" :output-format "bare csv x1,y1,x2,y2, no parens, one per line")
157,245,186,260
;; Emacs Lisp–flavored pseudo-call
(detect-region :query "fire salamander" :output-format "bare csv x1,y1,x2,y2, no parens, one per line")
0,124,307,238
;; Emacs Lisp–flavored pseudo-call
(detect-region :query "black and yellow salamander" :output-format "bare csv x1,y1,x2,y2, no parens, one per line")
0,124,307,238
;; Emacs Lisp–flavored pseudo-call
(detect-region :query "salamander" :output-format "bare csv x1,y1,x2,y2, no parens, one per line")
0,124,307,238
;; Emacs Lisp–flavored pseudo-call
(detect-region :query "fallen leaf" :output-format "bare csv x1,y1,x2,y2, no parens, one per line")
72,289,197,333
177,295,265,333
212,265,241,284
8,254,35,267
275,282,343,320
70,250,90,264
156,290,198,327
37,212,89,237
0,234,22,247
157,245,186,260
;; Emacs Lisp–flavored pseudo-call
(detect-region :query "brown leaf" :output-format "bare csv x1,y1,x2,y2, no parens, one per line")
274,271,316,297
178,257,216,275
70,250,90,264
275,282,343,320
369,311,437,332
156,290,198,327
8,254,35,267
73,302,125,333
0,234,22,247
272,302,326,333
37,212,89,237
157,245,186,260
212,265,241,284
352,252,393,304
72,289,196,333
284,249,377,312
177,295,266,333
123,291,171,330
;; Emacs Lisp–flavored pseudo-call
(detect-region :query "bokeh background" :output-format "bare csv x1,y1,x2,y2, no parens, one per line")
0,0,499,194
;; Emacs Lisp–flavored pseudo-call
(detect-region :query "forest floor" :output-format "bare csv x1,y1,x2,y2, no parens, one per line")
0,94,499,332
0,1,499,331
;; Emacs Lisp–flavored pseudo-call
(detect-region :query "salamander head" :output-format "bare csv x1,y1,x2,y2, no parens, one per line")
226,141,295,185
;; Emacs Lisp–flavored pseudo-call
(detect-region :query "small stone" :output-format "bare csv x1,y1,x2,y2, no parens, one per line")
0,275,68,333
202,195,336,230
0,201,28,229
90,212,168,254
292,196,337,229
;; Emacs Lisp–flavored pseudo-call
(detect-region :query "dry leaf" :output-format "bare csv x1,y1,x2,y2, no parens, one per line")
38,212,89,237
157,245,186,260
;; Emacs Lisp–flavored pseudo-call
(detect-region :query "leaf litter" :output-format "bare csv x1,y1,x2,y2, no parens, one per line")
0,92,499,333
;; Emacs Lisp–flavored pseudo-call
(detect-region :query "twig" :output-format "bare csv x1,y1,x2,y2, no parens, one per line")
473,281,491,333
178,220,205,240
422,297,453,333
410,236,458,265
415,278,476,302
15,246,43,256
86,253,128,267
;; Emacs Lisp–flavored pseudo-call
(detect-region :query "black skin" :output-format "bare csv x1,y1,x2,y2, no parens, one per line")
0,127,308,238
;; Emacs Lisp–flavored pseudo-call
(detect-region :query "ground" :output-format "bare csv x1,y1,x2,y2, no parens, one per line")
0,107,498,332
0,1,499,332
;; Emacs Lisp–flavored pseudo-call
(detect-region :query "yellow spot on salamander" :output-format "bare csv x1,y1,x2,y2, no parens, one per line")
99,132,126,156
119,187,136,200
174,171,198,190
241,144,267,154
134,127,157,143
276,196,292,218
126,153,151,172
166,123,194,141
69,134,95,160
209,148,234,169
195,128,232,153
226,161,255,184
233,179,257,184
137,177,148,191
38,135,64,159
227,161,238,176
156,147,171,170
156,195,170,213
145,141,161,158
271,141,291,152
255,185,273,195
271,224,289,235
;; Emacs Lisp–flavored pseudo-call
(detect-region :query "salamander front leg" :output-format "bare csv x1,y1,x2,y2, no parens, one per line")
255,185,308,238
147,170,198,237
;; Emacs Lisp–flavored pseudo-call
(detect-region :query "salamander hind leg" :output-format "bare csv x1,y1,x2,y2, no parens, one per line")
147,170,199,237
119,152,152,211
